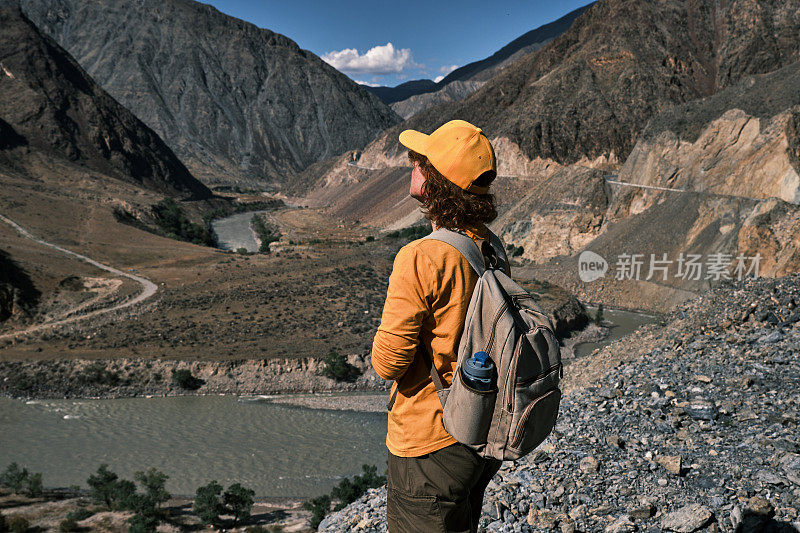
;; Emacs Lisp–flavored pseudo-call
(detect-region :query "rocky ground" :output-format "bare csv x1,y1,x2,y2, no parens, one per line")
317,273,800,532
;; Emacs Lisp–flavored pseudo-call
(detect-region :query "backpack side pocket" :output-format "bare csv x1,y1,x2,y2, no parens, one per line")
442,366,497,445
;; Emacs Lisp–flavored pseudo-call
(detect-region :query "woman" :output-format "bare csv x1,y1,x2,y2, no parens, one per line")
371,120,507,532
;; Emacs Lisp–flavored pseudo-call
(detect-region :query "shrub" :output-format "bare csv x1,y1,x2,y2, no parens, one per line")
65,509,93,522
127,513,158,533
365,236,374,242
134,468,170,508
0,463,28,493
58,518,80,532
87,464,118,508
321,351,361,382
0,512,6,533
24,472,42,498
171,369,204,390
302,495,330,530
223,483,255,527
593,303,604,325
193,480,223,526
79,363,120,387
330,464,385,511
7,516,28,533
151,198,216,247
251,215,280,253
511,245,524,257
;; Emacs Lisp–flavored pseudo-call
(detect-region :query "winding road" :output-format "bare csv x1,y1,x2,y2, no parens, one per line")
0,214,158,340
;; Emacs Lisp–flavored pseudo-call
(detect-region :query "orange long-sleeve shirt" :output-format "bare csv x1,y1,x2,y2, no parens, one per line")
371,226,508,457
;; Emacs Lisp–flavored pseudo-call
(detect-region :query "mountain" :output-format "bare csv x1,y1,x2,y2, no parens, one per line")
0,5,211,200
356,0,800,171
364,79,439,106
22,0,400,188
364,3,593,107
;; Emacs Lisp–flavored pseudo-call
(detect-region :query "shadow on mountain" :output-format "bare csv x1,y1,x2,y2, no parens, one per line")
0,249,41,322
0,118,27,149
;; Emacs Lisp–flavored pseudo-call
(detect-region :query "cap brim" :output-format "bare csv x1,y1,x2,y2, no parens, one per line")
398,129,430,155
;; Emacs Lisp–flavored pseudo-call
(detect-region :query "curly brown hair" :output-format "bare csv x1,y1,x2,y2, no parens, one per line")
408,150,497,230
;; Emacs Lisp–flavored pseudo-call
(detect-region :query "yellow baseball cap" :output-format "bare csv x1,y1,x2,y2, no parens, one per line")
399,119,496,194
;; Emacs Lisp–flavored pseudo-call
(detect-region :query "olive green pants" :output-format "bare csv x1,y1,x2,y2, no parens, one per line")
387,443,502,533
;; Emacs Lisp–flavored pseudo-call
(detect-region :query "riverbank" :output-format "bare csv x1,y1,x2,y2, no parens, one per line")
0,486,314,532
318,273,800,532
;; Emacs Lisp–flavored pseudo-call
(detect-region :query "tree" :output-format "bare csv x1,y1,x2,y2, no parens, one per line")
223,483,255,527
87,464,118,507
331,464,385,511
0,463,28,493
171,369,204,390
322,351,361,382
127,513,158,533
134,468,170,508
193,480,223,526
111,479,137,511
593,303,604,325
25,472,43,498
302,495,331,530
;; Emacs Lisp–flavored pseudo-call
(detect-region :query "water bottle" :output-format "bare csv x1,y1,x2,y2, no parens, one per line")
461,351,495,391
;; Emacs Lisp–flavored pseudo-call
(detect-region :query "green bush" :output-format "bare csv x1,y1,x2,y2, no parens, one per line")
330,464,386,511
593,303,604,325
152,198,216,247
78,363,120,387
127,513,158,533
251,215,280,253
7,516,28,533
321,351,361,382
193,480,224,526
223,483,255,527
58,518,80,532
511,245,524,257
302,495,330,530
134,468,170,508
87,464,119,508
171,369,205,390
25,472,42,498
65,509,93,522
0,463,28,493
385,225,429,241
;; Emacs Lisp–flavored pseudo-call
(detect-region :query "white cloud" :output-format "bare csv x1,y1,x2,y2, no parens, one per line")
322,43,415,75
355,80,381,87
439,64,459,75
434,75,445,83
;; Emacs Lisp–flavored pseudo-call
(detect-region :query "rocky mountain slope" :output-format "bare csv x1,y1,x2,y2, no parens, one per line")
22,0,400,188
0,6,211,200
355,0,800,170
305,0,800,311
319,273,800,532
365,3,593,111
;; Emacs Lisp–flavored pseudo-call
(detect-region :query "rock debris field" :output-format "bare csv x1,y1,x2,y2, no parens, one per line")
319,274,800,532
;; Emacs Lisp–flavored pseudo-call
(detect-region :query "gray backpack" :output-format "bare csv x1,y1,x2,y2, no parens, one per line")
399,228,562,461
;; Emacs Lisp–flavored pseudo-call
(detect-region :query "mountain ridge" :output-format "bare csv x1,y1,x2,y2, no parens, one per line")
0,5,211,200
23,0,401,188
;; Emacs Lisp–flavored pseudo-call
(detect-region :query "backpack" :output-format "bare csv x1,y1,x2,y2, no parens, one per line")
388,228,562,461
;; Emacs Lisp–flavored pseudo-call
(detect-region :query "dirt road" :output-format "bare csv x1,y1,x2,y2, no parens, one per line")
0,214,158,340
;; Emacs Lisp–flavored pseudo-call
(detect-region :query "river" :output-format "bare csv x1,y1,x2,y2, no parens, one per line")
0,394,386,499
573,307,659,358
0,307,657,500
211,210,271,253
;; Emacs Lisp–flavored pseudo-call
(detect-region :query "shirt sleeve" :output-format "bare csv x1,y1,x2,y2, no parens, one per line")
371,243,438,381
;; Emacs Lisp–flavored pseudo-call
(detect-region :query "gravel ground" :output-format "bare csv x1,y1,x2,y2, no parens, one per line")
317,274,800,532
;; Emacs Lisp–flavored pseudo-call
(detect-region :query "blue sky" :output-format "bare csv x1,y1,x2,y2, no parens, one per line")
203,0,592,87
